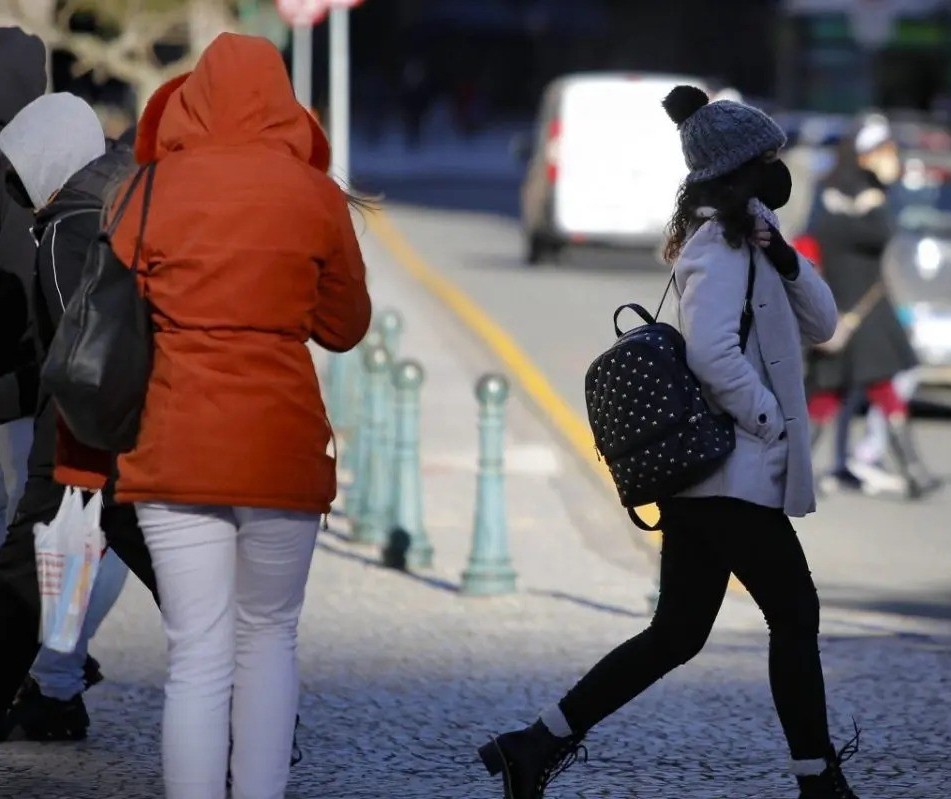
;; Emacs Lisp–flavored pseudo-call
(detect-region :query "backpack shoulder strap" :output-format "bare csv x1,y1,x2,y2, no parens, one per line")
628,506,662,532
739,246,756,352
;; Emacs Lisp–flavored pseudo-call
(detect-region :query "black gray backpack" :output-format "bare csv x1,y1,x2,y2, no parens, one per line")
585,249,755,531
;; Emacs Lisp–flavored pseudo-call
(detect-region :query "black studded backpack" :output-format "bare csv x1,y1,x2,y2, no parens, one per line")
585,249,755,531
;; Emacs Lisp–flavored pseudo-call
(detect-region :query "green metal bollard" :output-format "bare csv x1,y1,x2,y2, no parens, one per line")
462,374,517,596
375,308,403,528
341,330,384,489
383,360,434,570
353,345,392,545
325,349,360,433
375,308,404,361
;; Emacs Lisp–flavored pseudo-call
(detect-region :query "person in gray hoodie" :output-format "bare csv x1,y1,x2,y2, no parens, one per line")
0,93,155,742
0,27,47,535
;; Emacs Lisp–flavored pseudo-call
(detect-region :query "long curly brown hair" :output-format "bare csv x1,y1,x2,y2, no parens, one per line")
663,158,763,263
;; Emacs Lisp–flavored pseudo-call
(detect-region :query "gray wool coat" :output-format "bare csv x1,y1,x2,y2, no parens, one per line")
672,219,837,517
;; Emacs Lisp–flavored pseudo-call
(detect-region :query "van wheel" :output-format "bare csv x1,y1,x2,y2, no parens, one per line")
526,234,560,265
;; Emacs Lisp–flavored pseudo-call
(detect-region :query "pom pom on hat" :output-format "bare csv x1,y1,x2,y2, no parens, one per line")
662,85,710,126
665,86,787,183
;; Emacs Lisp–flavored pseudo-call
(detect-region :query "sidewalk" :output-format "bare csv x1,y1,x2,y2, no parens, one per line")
1,220,949,798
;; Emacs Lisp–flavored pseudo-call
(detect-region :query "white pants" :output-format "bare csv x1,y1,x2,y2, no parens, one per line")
137,503,319,799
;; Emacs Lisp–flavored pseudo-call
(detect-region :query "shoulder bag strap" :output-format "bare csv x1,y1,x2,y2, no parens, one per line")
845,281,885,323
739,246,756,352
129,162,157,272
104,164,149,237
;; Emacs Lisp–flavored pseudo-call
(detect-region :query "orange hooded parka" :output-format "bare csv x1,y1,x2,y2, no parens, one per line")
98,34,371,513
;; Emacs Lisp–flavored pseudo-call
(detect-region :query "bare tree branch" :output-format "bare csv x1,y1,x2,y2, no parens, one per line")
3,0,243,113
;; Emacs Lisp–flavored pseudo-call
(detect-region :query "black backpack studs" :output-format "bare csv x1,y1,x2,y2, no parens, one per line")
585,249,755,531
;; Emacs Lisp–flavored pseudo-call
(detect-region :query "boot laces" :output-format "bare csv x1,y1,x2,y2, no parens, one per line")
536,738,588,794
827,720,861,798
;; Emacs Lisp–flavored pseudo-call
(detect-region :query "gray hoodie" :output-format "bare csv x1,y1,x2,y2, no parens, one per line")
0,93,106,210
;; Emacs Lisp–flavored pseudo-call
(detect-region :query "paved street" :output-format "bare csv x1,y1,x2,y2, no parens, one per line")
379,195,951,625
2,167,951,797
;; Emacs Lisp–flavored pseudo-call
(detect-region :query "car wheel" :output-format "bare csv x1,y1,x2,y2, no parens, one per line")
526,233,560,265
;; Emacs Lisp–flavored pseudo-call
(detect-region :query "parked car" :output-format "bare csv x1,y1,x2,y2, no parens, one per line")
518,72,709,265
884,155,951,387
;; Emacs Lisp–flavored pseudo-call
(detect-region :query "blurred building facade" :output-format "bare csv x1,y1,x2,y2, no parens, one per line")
43,0,951,131
779,0,951,113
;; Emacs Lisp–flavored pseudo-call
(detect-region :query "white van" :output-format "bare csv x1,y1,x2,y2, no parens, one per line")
520,72,710,264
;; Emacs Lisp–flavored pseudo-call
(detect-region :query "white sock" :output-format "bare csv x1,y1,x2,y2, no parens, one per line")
539,705,574,738
790,757,827,777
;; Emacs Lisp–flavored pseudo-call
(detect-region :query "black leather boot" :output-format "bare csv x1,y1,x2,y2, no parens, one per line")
796,729,861,799
886,417,942,499
478,720,587,799
83,654,104,691
3,678,89,742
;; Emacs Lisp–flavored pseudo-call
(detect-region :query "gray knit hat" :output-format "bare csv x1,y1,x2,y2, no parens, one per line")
662,86,786,183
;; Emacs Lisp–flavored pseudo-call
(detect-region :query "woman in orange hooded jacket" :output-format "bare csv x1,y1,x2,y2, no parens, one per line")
107,34,371,799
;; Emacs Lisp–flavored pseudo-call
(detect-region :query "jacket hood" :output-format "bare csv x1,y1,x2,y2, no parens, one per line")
0,27,47,128
0,93,106,209
134,33,330,172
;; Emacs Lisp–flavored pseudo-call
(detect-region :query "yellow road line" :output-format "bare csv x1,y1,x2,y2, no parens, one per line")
367,209,662,536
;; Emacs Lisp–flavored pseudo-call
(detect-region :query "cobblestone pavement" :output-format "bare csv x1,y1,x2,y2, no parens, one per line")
2,227,949,799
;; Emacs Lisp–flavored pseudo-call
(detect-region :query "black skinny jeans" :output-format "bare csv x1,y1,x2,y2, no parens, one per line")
560,497,832,761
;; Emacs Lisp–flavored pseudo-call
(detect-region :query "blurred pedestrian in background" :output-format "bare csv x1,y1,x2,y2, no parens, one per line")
806,116,939,499
106,33,370,798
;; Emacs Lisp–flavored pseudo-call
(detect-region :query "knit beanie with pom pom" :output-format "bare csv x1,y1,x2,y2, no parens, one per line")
662,85,787,183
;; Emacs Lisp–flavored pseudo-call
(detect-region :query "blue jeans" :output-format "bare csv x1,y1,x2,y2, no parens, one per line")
0,417,34,541
30,548,129,700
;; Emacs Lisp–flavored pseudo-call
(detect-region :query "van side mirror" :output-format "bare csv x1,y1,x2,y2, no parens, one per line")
510,133,533,164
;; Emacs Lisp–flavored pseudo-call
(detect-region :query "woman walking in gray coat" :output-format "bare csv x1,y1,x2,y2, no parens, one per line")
479,87,860,799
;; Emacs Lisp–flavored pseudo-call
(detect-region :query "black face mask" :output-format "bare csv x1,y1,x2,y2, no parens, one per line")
4,168,34,211
756,159,792,210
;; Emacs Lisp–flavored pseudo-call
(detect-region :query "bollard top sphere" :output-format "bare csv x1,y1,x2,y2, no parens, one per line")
394,359,424,389
361,329,384,351
376,308,404,335
364,345,391,372
476,373,509,403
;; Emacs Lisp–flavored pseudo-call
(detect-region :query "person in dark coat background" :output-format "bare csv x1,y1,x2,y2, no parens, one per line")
807,117,939,499
0,27,47,532
0,93,158,742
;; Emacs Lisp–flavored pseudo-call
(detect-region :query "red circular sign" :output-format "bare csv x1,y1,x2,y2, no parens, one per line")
276,0,365,27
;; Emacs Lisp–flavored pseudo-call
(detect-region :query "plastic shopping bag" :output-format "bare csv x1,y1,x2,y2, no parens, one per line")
33,488,105,653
